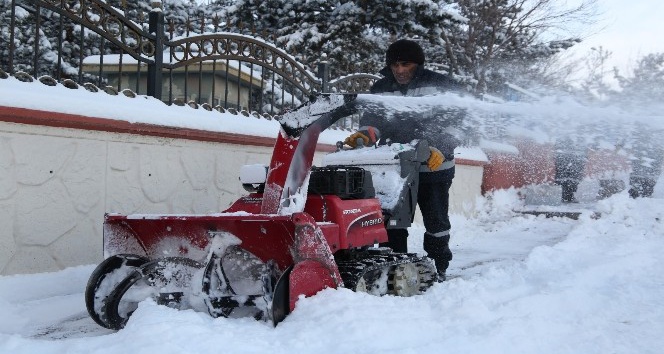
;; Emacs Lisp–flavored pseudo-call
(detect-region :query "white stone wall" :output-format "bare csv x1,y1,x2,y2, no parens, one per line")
0,121,485,275
0,121,281,275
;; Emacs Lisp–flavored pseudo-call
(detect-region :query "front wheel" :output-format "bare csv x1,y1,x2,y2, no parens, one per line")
85,254,149,329
101,257,202,330
271,265,292,327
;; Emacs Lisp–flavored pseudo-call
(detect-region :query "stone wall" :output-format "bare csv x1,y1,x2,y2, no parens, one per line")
0,120,285,274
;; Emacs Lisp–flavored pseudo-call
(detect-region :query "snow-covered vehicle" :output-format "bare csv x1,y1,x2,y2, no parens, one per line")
85,94,437,329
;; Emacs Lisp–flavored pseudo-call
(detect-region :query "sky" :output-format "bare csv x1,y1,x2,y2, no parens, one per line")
567,0,664,78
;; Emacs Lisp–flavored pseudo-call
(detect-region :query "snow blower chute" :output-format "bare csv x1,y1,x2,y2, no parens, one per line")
85,94,437,329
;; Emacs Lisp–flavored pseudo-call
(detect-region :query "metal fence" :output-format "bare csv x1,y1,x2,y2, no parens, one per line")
0,0,380,127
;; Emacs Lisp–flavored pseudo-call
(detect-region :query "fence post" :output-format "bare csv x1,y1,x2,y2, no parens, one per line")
318,57,330,93
8,0,17,74
147,2,164,100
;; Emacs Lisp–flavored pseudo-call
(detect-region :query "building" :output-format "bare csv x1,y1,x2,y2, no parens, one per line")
82,52,264,111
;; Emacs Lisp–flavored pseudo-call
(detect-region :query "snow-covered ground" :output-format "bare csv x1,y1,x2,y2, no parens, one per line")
2,67,664,353
1,185,663,354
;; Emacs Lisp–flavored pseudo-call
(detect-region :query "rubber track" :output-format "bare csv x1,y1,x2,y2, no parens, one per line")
336,252,436,294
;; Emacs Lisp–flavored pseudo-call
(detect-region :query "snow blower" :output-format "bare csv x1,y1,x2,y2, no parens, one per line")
85,94,436,329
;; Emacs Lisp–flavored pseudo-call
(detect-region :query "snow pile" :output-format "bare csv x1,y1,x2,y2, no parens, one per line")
1,187,663,353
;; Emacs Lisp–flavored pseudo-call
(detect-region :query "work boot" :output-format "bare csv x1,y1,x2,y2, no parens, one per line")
436,270,446,283
423,232,452,276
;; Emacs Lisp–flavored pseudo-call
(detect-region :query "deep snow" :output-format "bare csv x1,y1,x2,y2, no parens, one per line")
1,185,663,354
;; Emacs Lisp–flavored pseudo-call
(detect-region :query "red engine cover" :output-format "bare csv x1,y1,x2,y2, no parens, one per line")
304,195,388,251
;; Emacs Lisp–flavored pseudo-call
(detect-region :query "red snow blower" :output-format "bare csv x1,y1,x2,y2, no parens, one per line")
85,94,436,329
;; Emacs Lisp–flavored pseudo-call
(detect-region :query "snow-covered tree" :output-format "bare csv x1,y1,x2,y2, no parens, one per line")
437,0,597,94
614,53,664,105
226,0,462,78
0,2,59,78
1,0,601,98
225,0,598,95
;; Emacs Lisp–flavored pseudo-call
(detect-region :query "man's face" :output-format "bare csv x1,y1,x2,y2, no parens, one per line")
390,61,418,85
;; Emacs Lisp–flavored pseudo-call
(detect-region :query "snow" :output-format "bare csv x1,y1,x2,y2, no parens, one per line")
239,164,268,184
479,139,520,155
2,67,664,353
455,145,488,162
322,143,411,166
0,76,351,145
3,75,661,156
277,94,348,132
505,81,541,100
1,188,664,353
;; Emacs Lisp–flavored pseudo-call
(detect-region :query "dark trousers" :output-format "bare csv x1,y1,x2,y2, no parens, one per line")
418,180,452,234
382,179,453,273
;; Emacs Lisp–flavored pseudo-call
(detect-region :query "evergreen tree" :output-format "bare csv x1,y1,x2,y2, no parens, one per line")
227,0,462,78
225,0,597,95
0,2,58,78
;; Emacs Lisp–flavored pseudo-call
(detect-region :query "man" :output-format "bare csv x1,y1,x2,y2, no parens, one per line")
628,126,663,198
345,39,463,281
554,137,586,203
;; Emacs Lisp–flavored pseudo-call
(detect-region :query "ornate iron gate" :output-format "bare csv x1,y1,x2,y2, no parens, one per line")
1,0,380,121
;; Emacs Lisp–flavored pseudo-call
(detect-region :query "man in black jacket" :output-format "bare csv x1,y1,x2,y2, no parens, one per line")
346,39,463,281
